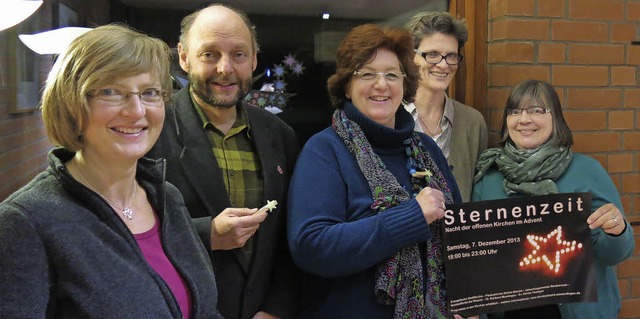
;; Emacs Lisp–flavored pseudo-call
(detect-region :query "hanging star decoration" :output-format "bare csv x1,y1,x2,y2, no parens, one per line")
274,79,287,91
272,63,287,77
518,226,583,276
244,53,305,110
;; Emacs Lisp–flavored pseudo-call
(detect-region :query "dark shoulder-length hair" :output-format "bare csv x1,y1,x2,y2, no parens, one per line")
326,23,419,108
499,79,573,148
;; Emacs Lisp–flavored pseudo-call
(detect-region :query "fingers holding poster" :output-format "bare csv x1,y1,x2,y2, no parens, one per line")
442,193,596,317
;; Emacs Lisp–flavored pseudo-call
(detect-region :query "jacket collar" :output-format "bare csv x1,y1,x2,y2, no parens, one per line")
49,147,168,220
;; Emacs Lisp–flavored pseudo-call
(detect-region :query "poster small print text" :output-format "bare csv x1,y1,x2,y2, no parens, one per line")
442,193,596,317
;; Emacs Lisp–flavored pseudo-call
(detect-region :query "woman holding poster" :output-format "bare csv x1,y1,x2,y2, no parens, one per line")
473,79,633,319
287,23,480,319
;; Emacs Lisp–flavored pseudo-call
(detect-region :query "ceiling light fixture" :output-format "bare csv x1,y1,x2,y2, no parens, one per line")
19,27,92,55
322,11,330,20
0,0,43,32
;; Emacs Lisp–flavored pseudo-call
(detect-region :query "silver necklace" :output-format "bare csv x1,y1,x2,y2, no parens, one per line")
418,113,442,137
75,166,137,220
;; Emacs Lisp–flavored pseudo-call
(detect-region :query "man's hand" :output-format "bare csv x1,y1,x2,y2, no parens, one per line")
210,208,268,250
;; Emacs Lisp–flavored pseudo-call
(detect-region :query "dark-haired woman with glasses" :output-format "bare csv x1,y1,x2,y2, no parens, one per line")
0,25,222,318
405,11,488,202
474,79,633,319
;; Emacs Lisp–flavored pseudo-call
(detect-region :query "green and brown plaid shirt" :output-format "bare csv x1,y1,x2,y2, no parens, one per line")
192,93,263,267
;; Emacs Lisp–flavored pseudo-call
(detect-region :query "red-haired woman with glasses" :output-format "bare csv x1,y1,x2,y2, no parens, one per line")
287,23,477,319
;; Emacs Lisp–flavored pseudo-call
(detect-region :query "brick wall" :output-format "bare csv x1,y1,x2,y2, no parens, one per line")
0,0,110,201
0,2,53,201
486,0,640,317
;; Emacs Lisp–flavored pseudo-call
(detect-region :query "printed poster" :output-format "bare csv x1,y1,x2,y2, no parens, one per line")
442,193,596,317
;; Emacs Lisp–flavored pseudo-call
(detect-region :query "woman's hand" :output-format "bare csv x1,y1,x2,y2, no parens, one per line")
587,203,625,235
415,187,446,224
453,315,479,319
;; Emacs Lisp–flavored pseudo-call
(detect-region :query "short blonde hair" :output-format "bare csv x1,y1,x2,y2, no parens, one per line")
405,11,468,51
41,24,171,151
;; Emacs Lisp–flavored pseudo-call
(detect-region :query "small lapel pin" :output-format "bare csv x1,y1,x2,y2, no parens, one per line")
277,165,284,175
410,169,432,179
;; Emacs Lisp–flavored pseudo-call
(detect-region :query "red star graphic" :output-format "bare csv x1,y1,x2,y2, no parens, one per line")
519,226,583,276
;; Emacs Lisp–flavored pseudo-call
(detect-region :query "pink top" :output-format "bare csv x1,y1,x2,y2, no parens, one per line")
134,216,193,319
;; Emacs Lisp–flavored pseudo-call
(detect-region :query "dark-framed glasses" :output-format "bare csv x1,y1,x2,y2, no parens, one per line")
415,49,463,65
506,106,551,117
352,70,405,83
88,88,167,106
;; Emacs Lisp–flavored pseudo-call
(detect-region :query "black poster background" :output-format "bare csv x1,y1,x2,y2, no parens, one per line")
442,193,597,317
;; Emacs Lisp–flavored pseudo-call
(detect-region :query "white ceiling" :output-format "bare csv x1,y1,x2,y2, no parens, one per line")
118,0,448,21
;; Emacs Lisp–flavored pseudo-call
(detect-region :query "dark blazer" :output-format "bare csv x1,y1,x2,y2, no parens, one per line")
147,87,299,319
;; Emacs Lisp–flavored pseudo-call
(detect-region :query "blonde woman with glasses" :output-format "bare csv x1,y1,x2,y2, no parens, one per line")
0,24,222,318
405,11,488,202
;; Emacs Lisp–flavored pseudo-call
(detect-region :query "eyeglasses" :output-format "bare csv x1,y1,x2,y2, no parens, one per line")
415,50,463,65
88,88,167,106
352,70,405,83
506,106,551,117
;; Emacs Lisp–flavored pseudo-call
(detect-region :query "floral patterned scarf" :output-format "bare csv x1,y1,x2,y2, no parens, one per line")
332,108,453,319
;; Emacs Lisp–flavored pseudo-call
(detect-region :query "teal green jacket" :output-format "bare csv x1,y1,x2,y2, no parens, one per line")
473,152,634,319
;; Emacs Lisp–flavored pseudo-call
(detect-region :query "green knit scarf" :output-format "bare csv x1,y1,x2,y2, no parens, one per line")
474,141,573,195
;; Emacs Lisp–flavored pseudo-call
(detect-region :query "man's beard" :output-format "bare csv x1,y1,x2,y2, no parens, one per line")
189,73,252,109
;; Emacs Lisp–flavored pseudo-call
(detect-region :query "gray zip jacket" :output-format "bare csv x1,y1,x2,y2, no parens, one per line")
0,148,223,319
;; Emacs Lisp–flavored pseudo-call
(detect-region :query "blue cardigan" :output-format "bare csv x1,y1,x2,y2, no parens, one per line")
473,152,634,319
287,103,461,319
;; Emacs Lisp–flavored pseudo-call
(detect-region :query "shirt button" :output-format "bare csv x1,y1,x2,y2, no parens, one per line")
229,170,235,176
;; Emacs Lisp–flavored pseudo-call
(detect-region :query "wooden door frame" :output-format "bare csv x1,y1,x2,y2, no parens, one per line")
449,0,487,114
